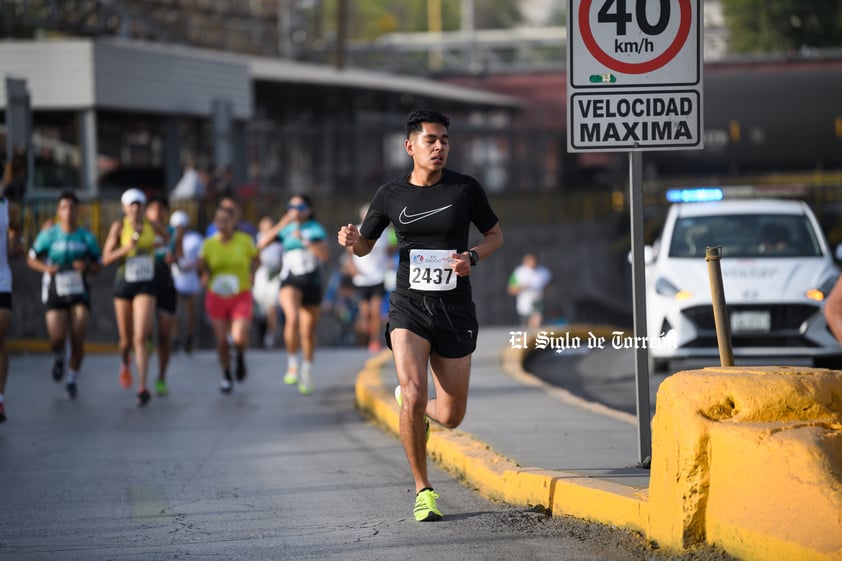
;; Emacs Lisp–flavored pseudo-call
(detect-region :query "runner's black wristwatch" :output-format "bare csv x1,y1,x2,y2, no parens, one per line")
468,249,479,266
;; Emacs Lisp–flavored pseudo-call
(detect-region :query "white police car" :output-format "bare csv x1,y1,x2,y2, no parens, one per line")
645,191,842,371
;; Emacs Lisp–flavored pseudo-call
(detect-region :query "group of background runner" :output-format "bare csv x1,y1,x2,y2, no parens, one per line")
27,189,191,407
22,189,339,405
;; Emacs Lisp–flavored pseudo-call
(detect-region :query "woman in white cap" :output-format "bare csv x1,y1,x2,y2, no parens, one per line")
102,188,166,407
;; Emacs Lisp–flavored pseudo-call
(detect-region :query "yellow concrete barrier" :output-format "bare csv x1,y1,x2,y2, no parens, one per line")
649,366,842,561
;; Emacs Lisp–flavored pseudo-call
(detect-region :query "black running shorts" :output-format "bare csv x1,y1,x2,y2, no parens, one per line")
154,260,177,315
45,277,91,311
281,271,323,307
385,290,478,359
113,267,156,301
355,282,385,302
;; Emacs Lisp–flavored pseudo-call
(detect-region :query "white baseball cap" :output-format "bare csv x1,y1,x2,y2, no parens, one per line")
170,210,189,228
121,188,146,206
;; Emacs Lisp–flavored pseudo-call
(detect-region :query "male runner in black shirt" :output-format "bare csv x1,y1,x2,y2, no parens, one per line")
338,109,503,521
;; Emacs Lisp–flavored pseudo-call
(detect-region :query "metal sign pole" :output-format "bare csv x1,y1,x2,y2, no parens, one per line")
567,0,701,466
629,150,652,466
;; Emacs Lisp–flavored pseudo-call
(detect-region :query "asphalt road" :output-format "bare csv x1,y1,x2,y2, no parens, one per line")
0,346,719,561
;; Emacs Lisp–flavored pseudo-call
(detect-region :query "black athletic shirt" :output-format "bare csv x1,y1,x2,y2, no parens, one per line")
360,169,499,297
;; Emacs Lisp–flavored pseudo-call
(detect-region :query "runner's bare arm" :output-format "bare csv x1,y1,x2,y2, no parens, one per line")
473,222,503,261
6,204,23,258
257,211,295,250
102,220,135,266
451,222,504,277
26,251,57,274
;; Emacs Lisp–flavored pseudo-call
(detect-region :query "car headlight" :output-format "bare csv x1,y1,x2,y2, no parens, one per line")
807,276,840,302
655,277,693,301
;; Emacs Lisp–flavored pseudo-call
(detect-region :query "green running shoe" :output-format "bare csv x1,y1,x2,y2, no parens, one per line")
155,379,169,396
394,385,430,442
298,371,313,395
413,489,442,521
283,370,299,385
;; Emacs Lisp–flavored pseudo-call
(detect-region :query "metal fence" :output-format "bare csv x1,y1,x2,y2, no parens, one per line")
246,117,567,199
15,181,842,250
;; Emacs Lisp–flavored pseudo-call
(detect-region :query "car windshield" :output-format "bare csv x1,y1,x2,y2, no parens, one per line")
669,213,823,258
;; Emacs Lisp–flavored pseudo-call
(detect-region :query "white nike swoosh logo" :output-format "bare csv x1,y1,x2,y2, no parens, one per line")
398,205,453,225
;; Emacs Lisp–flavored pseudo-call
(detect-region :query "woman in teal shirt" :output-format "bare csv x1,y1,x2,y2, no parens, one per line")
258,194,329,394
27,191,102,399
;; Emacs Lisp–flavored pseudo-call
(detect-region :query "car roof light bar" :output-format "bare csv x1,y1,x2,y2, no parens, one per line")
665,188,724,203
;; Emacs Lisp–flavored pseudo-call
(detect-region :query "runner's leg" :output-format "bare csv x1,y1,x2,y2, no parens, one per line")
156,311,175,382
299,304,321,363
279,286,302,356
67,305,89,372
368,293,383,349
427,352,471,429
45,309,69,363
114,298,133,367
131,294,156,393
211,318,232,371
0,308,9,403
390,328,434,493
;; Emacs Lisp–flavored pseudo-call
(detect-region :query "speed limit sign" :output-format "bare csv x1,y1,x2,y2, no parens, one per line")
567,0,703,151
569,0,700,87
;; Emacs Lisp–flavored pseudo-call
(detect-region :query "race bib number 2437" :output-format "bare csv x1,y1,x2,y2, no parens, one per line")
409,249,456,291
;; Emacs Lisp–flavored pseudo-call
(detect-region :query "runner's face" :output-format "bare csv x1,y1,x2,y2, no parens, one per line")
219,199,240,221
57,198,77,227
287,198,310,221
214,209,234,235
146,201,168,224
124,201,143,221
406,122,449,172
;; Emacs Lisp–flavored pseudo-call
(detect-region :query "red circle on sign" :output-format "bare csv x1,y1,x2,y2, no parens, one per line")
578,0,692,75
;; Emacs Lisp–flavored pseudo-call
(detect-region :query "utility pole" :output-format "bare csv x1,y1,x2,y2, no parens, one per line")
277,0,293,58
335,0,348,69
427,0,443,71
461,0,475,71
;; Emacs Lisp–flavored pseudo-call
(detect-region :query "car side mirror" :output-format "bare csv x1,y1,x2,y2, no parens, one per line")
836,244,842,262
627,245,656,265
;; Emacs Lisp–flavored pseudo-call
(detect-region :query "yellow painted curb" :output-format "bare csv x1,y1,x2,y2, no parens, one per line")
8,339,119,353
353,343,650,536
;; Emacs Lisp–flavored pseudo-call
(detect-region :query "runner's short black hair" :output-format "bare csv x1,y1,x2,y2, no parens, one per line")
147,193,170,209
405,109,450,138
58,190,79,205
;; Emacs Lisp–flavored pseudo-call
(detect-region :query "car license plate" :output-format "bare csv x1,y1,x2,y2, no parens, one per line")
730,311,771,333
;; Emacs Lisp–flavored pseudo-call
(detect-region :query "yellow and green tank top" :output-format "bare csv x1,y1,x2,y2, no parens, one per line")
119,218,157,258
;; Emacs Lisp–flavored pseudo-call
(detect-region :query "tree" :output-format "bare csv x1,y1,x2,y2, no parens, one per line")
721,0,842,54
